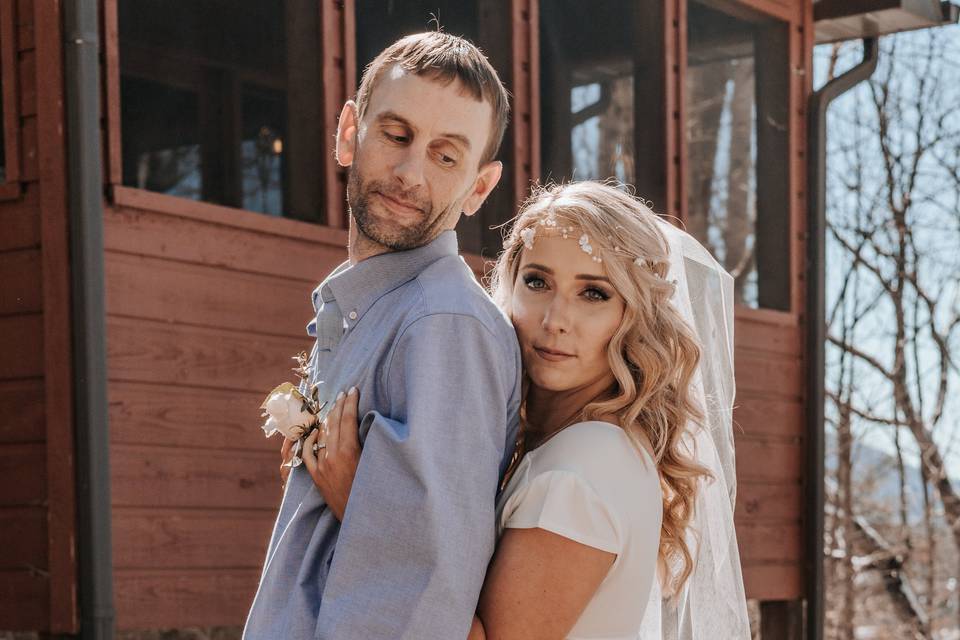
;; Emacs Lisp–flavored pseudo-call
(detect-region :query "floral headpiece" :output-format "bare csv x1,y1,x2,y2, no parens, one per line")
509,215,665,275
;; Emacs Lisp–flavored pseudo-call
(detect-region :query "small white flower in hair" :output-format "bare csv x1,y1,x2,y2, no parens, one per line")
542,217,558,227
633,257,645,268
578,234,593,255
520,227,537,250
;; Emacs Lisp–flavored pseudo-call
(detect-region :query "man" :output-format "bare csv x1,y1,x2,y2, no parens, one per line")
243,32,521,639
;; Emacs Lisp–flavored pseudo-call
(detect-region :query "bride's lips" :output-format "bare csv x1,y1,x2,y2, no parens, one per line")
375,191,423,217
533,345,575,362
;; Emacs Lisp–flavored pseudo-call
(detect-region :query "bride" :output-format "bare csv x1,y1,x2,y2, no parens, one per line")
296,181,751,639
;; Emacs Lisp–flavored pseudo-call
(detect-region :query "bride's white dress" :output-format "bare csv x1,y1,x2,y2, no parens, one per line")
496,420,662,640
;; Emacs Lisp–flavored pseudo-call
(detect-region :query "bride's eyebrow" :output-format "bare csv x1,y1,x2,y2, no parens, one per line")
522,263,611,284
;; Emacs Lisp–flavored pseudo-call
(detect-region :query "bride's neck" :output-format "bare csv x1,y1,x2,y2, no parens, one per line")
524,374,615,448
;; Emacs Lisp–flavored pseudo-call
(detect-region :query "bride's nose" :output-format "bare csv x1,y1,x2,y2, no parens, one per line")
540,295,572,334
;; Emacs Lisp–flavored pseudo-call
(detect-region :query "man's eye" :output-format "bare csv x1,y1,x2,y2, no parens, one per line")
384,131,408,143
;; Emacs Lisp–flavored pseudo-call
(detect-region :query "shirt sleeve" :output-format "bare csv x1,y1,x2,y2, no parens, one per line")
314,312,515,639
501,470,621,554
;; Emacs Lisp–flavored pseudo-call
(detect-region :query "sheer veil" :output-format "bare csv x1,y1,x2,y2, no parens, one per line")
637,218,751,639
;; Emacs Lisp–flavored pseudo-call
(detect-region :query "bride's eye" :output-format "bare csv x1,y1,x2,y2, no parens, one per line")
583,286,610,302
522,274,547,291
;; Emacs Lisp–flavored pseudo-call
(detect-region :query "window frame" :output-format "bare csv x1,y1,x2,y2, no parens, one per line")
102,0,355,228
0,0,22,200
680,0,801,317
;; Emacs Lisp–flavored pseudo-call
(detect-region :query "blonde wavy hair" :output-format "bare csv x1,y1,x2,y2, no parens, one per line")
489,181,712,593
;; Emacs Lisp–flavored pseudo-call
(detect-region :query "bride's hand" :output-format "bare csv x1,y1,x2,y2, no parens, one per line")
302,387,361,521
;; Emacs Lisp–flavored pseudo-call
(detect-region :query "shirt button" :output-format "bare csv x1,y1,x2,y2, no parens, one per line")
348,311,358,320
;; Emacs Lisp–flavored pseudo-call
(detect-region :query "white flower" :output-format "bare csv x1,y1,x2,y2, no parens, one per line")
259,382,318,441
578,234,593,255
520,227,537,250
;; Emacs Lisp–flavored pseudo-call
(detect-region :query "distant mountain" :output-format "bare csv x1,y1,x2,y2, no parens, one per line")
825,431,956,525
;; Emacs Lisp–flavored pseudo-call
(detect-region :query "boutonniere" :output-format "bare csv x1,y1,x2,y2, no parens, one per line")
259,351,325,468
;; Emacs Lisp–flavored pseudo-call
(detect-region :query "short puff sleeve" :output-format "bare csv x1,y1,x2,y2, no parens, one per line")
500,470,621,554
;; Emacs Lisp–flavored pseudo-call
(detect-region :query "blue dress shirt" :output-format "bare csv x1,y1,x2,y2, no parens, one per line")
243,230,522,639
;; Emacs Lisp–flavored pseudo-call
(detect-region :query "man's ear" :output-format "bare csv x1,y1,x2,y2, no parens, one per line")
462,160,503,217
335,101,359,167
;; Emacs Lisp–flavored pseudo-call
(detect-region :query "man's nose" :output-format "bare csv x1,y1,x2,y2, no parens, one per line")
393,150,425,189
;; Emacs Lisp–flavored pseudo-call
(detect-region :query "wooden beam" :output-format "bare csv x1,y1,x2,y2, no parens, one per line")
320,0,353,228
34,0,77,630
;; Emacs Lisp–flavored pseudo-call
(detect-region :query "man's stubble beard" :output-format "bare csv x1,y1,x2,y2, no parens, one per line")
346,160,463,252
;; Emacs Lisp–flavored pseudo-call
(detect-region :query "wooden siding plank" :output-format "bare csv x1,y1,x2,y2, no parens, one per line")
736,436,804,482
104,251,315,338
112,508,274,569
0,185,40,250
0,442,45,506
0,569,48,630
734,314,803,356
734,395,804,439
106,316,311,393
110,444,279,509
735,481,803,523
736,521,802,564
734,349,803,399
0,312,42,379
743,563,803,601
734,437,803,483
104,203,346,280
0,248,42,314
18,48,35,117
114,568,259,630
0,506,47,570
20,113,36,182
109,381,276,452
0,377,44,443
110,185,350,246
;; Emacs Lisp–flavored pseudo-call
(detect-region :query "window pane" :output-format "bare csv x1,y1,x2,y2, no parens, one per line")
241,86,286,216
686,2,790,310
119,0,323,221
541,1,636,186
121,77,201,199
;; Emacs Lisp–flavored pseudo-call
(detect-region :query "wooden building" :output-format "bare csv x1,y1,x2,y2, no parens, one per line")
0,0,953,637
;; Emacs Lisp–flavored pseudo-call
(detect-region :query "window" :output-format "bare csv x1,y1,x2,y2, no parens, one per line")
685,2,790,310
540,0,637,186
118,1,323,221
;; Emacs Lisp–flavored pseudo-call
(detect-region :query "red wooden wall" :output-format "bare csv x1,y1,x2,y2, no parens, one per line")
103,189,345,628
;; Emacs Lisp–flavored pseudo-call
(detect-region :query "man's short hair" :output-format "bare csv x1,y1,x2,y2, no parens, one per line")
355,31,511,165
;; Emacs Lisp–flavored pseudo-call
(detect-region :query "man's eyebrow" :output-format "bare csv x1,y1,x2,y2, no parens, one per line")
439,132,471,151
522,263,611,283
376,111,471,151
377,111,414,129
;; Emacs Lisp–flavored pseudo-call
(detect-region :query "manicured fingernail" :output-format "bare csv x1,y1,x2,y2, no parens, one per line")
348,386,357,395
336,391,345,401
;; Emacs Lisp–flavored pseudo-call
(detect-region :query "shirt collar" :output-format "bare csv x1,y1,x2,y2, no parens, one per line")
311,230,460,323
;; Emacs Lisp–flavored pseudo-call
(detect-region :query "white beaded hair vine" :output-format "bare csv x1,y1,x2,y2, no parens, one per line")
512,220,673,288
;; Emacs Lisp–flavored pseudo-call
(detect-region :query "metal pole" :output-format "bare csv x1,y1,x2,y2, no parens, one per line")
64,0,114,637
805,37,879,640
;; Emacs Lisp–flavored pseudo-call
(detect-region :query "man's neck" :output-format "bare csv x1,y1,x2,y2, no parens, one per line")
347,220,391,265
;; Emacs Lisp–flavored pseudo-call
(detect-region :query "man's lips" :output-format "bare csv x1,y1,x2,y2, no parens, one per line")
375,191,423,216
533,345,576,362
